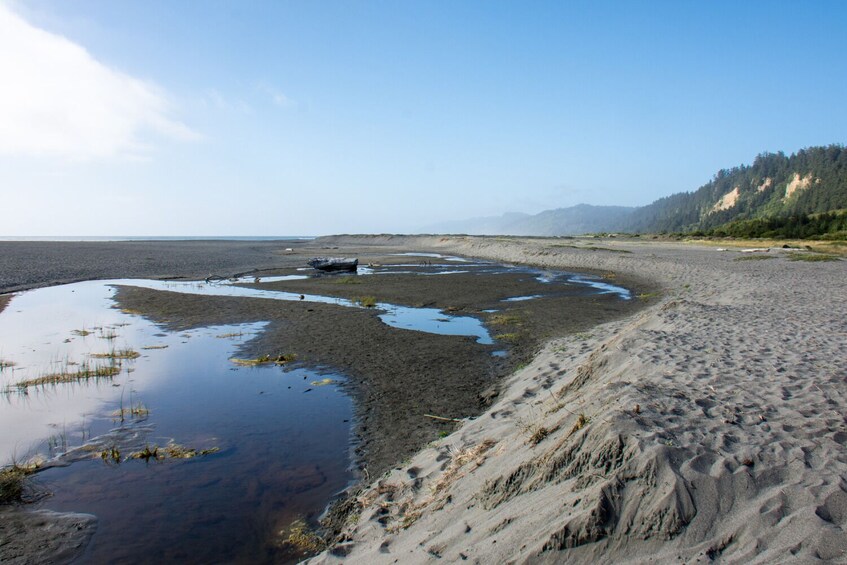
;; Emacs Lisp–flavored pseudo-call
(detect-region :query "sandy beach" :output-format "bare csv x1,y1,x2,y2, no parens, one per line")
1,236,845,563
304,235,847,563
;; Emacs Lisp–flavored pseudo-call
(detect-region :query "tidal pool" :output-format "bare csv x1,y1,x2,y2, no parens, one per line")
0,282,352,563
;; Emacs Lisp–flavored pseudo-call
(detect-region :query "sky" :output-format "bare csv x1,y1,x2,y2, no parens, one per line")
1,1,846,236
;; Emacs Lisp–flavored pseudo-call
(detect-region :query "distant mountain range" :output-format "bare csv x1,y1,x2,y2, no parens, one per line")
422,205,635,236
422,145,847,238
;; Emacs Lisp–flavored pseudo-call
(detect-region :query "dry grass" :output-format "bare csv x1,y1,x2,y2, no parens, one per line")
141,345,169,350
0,359,15,370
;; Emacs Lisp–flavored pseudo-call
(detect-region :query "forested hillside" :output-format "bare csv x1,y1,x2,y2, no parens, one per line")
622,145,847,237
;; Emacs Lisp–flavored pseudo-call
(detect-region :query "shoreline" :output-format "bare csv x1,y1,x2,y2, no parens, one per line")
1,236,844,563
307,235,847,563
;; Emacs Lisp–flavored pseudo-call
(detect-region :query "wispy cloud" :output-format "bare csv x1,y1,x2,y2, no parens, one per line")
257,82,295,108
0,4,199,160
202,89,252,113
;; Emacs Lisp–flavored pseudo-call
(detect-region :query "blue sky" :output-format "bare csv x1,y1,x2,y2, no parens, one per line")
2,1,845,236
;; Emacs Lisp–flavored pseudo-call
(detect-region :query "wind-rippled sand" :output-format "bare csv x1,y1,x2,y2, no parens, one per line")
309,235,847,564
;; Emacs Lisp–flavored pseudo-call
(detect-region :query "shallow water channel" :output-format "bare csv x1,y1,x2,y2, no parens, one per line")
0,258,630,562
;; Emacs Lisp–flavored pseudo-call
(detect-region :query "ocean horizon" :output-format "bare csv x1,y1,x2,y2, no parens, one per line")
0,235,315,242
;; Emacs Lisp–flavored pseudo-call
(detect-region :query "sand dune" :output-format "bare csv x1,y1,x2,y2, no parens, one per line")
309,236,847,564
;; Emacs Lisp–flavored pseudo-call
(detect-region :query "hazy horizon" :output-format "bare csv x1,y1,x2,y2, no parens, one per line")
2,1,846,236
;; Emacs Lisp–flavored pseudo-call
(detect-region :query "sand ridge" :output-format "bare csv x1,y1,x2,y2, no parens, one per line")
308,235,847,564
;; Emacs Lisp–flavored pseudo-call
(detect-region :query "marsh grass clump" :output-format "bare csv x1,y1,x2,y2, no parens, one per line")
122,442,219,463
787,252,840,262
334,276,363,285
99,446,122,465
98,327,119,341
488,314,522,326
353,296,378,308
230,353,297,366
0,461,42,504
113,402,149,422
71,328,93,337
0,359,15,370
281,519,326,554
215,332,244,339
11,361,121,391
90,348,140,360
141,345,169,350
163,444,220,459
